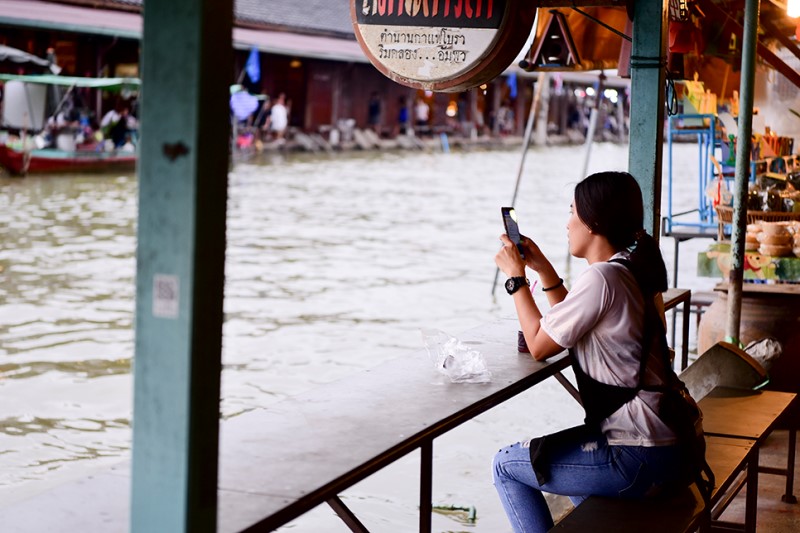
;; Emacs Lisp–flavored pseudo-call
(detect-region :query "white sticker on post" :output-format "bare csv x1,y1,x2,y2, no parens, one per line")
153,274,180,319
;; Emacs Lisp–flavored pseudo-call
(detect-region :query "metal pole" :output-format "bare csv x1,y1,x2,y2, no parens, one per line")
491,74,547,296
725,0,760,343
581,73,604,179
511,74,548,207
568,87,601,285
420,440,433,533
581,108,599,180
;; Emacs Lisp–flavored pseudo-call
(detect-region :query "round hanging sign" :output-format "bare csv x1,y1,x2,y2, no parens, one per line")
351,1,536,92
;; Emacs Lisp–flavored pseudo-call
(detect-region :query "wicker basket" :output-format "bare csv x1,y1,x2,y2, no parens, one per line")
715,205,800,224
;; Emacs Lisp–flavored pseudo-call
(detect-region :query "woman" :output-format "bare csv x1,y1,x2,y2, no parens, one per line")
269,93,289,141
492,171,705,532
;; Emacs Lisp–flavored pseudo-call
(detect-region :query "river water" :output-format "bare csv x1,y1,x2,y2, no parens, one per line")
0,142,714,531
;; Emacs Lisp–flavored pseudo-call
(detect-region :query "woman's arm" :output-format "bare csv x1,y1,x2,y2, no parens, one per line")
495,234,565,361
510,289,564,361
519,235,568,307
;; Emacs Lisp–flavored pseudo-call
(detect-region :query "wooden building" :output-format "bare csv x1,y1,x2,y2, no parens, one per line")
0,0,532,137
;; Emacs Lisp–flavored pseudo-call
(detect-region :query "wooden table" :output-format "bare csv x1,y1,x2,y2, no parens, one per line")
699,386,796,441
698,386,797,503
0,318,571,532
0,299,698,532
704,436,760,533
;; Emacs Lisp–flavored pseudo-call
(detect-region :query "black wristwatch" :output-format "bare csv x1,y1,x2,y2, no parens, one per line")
505,276,530,295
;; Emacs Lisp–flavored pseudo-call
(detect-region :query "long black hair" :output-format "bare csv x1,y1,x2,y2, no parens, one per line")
574,171,668,297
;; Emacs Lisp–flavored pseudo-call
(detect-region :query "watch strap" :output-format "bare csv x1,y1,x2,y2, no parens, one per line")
506,276,530,295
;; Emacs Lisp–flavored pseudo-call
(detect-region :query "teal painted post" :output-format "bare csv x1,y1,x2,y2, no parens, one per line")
132,1,232,532
726,0,760,343
628,0,667,236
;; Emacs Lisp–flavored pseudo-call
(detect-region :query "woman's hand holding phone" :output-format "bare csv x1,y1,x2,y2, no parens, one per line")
495,234,526,278
498,208,557,280
518,235,546,272
501,207,525,259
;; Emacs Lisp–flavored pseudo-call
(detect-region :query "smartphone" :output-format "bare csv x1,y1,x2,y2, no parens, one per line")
501,207,525,258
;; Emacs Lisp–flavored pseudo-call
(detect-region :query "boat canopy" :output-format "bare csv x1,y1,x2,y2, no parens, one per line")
0,73,140,90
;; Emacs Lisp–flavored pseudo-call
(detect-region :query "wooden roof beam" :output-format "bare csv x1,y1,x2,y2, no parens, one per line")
760,16,800,62
696,0,800,89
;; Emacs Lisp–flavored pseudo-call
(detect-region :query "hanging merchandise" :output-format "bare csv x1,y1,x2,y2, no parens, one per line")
675,73,708,115
668,0,703,54
669,20,701,54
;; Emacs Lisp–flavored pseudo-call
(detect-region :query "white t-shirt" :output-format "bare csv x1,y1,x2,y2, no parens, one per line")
100,109,120,128
541,253,678,446
415,101,429,122
270,103,288,132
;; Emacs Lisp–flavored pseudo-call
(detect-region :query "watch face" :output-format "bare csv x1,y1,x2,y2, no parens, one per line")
505,278,516,293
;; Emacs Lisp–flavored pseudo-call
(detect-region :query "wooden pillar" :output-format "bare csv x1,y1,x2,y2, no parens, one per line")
628,0,667,236
332,66,342,126
131,1,232,531
514,84,526,136
469,89,480,137
557,94,568,137
95,51,103,120
533,74,550,146
491,78,502,135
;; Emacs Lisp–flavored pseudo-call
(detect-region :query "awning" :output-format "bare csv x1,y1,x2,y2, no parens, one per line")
0,73,141,90
0,0,368,63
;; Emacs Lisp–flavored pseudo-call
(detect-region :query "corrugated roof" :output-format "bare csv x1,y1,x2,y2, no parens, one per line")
0,0,142,38
50,0,356,38
235,0,354,38
0,0,367,62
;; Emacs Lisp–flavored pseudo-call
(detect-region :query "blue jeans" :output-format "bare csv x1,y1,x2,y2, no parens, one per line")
492,429,686,532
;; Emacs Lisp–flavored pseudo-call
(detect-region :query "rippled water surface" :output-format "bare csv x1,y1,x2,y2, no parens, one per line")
0,143,712,530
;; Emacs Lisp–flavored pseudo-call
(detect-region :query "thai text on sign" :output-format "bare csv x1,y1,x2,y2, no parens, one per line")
357,1,501,27
354,0,533,92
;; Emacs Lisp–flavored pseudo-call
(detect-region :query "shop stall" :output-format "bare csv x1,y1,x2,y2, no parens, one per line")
669,74,800,412
697,220,800,415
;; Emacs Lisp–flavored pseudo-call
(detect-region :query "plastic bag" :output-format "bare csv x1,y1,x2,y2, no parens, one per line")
421,328,492,383
706,156,733,207
744,337,782,373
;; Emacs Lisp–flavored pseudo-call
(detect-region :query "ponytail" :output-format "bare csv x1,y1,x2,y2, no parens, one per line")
628,230,668,297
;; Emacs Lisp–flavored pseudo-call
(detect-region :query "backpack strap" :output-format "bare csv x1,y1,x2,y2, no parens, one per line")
610,258,715,504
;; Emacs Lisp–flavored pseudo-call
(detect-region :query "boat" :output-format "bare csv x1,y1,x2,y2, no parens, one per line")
0,72,141,176
0,142,136,175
